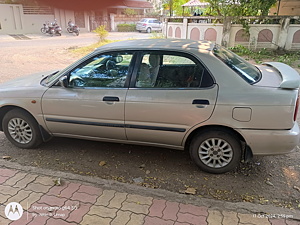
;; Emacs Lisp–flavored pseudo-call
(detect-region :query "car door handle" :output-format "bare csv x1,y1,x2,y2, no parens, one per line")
103,96,120,102
192,99,210,105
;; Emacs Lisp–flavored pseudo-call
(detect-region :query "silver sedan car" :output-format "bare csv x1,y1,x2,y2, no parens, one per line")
136,18,162,33
1,39,299,173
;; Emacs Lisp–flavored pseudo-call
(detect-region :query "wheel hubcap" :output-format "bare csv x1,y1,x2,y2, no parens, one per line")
198,138,233,168
8,118,33,144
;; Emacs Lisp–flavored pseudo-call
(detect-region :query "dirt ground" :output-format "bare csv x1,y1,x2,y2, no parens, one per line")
0,34,299,210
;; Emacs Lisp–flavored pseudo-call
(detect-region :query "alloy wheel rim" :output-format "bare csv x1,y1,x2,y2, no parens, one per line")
8,118,33,144
198,138,233,168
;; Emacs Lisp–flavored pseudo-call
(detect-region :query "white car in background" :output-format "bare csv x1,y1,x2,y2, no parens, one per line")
136,18,162,33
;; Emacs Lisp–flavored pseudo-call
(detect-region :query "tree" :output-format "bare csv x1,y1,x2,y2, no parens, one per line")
205,0,277,17
163,0,277,17
163,0,190,16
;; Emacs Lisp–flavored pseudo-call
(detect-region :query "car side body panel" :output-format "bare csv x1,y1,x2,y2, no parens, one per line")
125,86,218,146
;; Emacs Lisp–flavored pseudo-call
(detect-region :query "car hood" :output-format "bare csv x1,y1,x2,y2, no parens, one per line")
255,62,300,89
0,70,58,89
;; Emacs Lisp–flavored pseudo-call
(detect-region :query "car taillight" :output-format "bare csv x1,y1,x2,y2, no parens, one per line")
142,23,147,26
294,96,299,121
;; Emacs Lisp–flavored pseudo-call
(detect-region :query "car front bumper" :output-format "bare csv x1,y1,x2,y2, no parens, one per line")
237,122,300,155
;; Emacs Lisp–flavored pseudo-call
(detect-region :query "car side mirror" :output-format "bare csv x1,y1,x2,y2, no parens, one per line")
58,76,68,88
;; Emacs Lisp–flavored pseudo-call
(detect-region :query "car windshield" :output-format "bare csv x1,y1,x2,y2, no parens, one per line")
213,45,261,84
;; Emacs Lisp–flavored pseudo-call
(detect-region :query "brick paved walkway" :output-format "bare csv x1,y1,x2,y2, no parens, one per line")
0,166,299,225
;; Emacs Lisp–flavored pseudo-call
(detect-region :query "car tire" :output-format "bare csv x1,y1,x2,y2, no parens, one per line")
189,129,241,174
146,27,151,33
2,109,43,149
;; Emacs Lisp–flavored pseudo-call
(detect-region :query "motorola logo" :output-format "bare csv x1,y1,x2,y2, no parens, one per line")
5,202,23,221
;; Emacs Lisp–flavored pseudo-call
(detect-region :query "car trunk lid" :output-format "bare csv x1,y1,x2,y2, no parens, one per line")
255,62,300,89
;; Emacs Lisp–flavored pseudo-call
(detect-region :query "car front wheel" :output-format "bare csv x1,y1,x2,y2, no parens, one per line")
189,129,241,174
146,27,151,33
2,109,43,149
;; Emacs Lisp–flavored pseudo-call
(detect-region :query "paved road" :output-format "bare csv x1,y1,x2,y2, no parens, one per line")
0,161,299,224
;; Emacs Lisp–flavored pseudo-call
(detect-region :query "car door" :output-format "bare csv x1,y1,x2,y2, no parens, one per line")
125,51,218,147
152,19,161,31
42,51,135,141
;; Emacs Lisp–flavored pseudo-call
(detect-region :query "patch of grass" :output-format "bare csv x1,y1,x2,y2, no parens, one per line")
230,45,300,68
150,32,166,39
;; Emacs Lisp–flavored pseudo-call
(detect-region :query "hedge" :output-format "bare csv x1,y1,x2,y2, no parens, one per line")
117,24,136,32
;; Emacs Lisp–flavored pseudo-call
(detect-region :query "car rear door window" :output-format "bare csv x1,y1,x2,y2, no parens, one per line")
135,52,214,88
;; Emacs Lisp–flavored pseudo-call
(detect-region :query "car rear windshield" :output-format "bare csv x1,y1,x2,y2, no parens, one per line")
213,45,261,84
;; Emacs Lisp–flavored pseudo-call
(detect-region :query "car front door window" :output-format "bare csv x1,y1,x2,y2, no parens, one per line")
69,52,133,88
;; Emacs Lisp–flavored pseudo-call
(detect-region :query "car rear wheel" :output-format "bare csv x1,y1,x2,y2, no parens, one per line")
189,129,241,173
146,27,151,33
2,109,43,149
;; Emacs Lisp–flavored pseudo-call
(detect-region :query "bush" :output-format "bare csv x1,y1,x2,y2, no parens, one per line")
93,25,108,42
117,24,136,32
123,8,137,16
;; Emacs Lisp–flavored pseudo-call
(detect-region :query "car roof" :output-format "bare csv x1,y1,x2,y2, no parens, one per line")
141,18,159,20
96,39,215,53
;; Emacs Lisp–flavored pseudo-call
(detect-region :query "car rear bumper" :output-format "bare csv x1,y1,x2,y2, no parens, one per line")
237,122,300,155
136,26,146,31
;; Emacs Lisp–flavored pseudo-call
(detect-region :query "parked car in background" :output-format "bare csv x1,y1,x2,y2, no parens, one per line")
0,39,299,174
136,18,162,33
